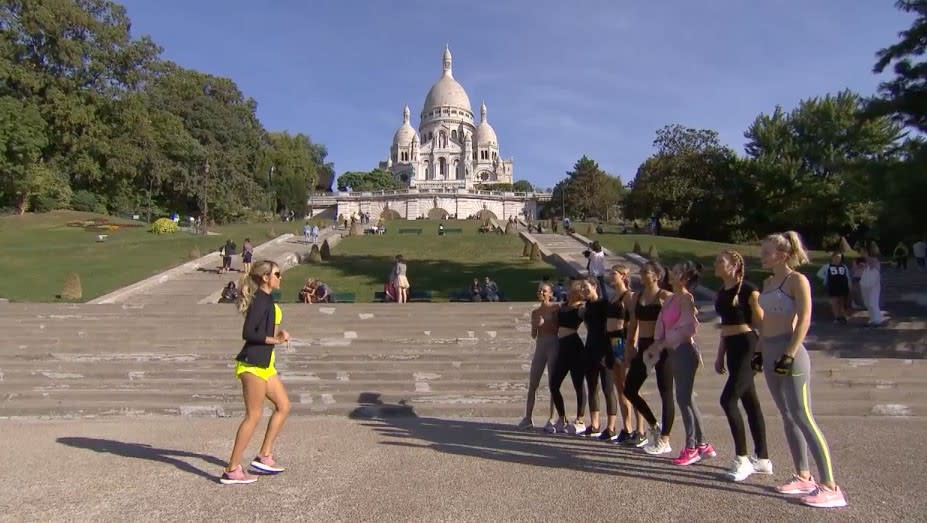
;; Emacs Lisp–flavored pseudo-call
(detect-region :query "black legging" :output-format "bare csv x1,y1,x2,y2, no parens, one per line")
550,333,586,419
584,337,618,416
720,331,768,459
623,337,674,436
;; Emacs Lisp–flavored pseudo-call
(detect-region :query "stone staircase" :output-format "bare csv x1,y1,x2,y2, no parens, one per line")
89,228,340,306
0,302,923,421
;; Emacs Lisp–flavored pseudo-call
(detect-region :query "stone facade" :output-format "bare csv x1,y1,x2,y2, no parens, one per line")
328,189,544,222
387,47,513,189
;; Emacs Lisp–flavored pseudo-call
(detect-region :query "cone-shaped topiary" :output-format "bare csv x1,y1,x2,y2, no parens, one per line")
504,221,515,235
868,240,881,257
647,244,659,261
838,236,852,254
307,244,322,263
529,242,541,261
632,241,642,255
320,239,332,260
189,246,201,260
522,240,531,257
585,224,594,236
60,272,82,300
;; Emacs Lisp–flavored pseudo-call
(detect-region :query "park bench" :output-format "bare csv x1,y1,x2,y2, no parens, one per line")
409,290,434,302
333,292,356,303
444,228,463,234
398,228,423,235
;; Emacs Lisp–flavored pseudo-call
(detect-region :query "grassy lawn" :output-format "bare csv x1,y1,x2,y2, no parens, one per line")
281,220,558,302
572,224,832,292
0,211,301,302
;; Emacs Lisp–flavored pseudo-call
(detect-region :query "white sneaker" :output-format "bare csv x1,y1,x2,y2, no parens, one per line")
566,421,586,435
516,417,533,431
542,420,556,433
725,456,756,482
644,438,672,455
647,423,661,446
751,457,774,475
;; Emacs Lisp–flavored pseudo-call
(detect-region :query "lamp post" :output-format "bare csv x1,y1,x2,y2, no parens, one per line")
200,159,210,236
269,165,276,214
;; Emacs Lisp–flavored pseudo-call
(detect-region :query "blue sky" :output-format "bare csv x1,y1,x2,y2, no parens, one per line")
120,0,912,190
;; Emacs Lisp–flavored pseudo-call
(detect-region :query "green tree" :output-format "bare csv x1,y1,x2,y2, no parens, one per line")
337,169,404,192
869,0,927,132
550,156,623,220
512,179,534,192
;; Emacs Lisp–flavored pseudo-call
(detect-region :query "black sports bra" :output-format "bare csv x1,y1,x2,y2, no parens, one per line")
557,305,582,329
635,292,662,322
607,291,629,319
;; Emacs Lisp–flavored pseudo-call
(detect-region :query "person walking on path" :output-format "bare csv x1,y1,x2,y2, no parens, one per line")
392,255,409,304
857,255,884,326
517,284,559,431
713,250,772,481
221,261,291,485
644,261,716,465
893,241,909,270
913,238,926,270
241,238,253,276
757,231,848,508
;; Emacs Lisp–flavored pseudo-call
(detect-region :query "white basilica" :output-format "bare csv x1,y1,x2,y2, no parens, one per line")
310,47,548,222
386,46,514,189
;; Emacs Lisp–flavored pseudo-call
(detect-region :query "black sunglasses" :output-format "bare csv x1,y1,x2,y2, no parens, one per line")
273,271,282,278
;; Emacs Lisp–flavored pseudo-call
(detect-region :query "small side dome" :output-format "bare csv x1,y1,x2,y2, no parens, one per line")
392,105,418,145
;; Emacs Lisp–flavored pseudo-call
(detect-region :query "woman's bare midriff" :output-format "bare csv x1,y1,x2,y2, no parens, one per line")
637,320,657,339
760,313,796,339
721,324,753,337
606,318,625,333
558,327,578,338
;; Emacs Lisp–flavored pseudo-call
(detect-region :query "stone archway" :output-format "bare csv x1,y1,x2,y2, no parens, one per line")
380,208,401,221
476,209,498,221
428,207,450,220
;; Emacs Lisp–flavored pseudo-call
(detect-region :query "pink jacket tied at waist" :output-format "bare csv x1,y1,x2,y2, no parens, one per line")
654,294,698,347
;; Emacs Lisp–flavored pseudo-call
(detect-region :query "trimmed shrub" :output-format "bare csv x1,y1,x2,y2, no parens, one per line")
647,244,659,261
60,272,82,301
632,241,642,255
522,240,531,257
585,224,594,236
149,218,178,235
320,239,332,260
306,244,322,263
504,221,515,235
838,236,853,254
189,246,201,260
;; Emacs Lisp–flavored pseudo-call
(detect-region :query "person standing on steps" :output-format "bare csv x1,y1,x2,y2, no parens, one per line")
606,263,643,444
713,250,772,482
893,241,909,270
857,255,883,327
577,277,619,441
817,252,851,324
623,261,675,451
644,261,716,465
758,231,848,508
221,261,291,485
392,255,409,304
546,281,588,435
586,241,607,298
518,284,559,431
241,238,253,276
913,238,926,271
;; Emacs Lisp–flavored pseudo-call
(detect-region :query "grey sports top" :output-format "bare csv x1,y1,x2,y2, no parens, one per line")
758,273,796,316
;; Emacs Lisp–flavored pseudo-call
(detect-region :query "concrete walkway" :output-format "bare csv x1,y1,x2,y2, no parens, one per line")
90,227,341,305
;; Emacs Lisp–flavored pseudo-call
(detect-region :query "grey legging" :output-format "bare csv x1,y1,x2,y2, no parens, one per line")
670,342,707,449
525,334,558,418
762,334,836,484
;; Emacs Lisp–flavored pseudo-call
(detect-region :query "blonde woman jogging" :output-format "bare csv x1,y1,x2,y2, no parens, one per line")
517,284,559,431
758,231,847,508
221,261,292,485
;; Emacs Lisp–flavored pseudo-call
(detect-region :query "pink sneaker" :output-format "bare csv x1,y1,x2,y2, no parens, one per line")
671,447,701,466
697,443,717,459
776,474,817,495
250,454,285,474
801,485,848,508
219,465,257,485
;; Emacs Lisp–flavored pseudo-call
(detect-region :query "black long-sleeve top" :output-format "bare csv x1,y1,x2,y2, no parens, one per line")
235,290,275,368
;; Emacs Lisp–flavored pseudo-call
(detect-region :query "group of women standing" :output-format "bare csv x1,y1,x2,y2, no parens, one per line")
520,231,848,509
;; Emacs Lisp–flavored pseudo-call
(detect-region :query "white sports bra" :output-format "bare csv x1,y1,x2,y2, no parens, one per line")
759,273,796,316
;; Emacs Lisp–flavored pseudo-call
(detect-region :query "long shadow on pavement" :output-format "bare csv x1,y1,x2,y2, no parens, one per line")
349,393,781,501
57,437,225,482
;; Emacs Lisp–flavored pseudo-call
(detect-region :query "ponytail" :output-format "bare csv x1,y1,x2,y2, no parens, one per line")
238,261,277,314
784,231,810,268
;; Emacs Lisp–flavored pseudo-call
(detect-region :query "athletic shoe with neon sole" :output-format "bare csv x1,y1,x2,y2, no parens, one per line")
801,485,848,508
250,454,285,474
671,447,701,466
776,474,817,495
219,465,257,485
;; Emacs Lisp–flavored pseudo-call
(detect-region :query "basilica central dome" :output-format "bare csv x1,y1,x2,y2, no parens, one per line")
422,46,472,116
